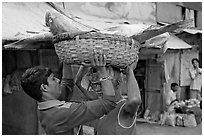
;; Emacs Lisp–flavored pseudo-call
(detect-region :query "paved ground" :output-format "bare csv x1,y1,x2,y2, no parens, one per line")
136,121,202,135
83,120,202,135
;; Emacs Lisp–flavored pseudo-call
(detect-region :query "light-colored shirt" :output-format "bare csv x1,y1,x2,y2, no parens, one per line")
189,68,202,91
166,89,177,106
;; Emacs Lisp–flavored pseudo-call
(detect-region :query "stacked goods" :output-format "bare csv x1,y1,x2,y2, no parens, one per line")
46,10,191,68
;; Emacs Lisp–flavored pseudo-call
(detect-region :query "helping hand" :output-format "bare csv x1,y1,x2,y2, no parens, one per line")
124,55,139,74
90,50,108,78
91,50,106,70
129,55,139,71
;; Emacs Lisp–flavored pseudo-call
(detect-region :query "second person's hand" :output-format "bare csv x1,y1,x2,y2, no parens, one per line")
90,50,108,78
129,55,139,71
123,55,139,75
91,50,106,70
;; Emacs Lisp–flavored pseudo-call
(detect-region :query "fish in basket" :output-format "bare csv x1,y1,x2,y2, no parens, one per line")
45,10,192,69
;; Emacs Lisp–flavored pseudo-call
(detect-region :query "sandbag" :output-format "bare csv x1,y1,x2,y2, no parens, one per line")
165,113,176,127
183,114,197,127
176,114,184,127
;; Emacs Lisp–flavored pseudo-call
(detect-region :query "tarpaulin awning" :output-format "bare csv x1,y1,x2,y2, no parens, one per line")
2,2,196,50
141,33,192,53
162,35,192,53
2,2,53,40
57,2,157,25
183,29,202,34
2,2,156,41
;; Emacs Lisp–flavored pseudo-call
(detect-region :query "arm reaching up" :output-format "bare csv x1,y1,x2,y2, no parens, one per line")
75,65,99,100
91,51,115,97
124,56,141,116
59,63,74,101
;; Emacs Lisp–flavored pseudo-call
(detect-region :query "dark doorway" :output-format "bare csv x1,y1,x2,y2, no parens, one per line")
134,60,146,117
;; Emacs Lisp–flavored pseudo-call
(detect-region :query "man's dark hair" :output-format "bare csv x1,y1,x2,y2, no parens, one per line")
21,66,52,101
191,58,199,64
171,83,178,89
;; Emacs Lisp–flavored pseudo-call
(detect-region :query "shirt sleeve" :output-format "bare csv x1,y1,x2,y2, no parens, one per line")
55,95,116,130
199,68,202,74
59,78,74,101
189,69,196,79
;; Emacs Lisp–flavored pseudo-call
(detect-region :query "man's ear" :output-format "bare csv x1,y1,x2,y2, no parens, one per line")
40,84,48,92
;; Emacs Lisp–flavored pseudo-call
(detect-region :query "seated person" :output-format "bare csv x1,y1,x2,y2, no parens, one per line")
159,83,181,125
166,83,180,107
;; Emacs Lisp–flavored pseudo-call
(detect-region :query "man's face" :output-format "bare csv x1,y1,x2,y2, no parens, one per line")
88,66,122,93
46,73,61,99
172,85,179,92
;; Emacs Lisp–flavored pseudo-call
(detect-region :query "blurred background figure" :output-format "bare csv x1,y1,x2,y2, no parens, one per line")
189,58,202,101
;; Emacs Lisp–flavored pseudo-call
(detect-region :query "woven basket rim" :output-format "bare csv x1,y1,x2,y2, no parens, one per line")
53,31,133,44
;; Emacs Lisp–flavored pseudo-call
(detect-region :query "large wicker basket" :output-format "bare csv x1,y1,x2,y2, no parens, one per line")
53,31,140,68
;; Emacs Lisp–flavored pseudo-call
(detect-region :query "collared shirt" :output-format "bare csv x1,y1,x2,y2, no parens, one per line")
38,93,116,134
166,89,177,106
59,78,74,101
38,100,70,110
38,96,116,135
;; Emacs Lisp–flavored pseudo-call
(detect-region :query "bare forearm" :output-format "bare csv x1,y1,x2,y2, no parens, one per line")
62,63,73,79
126,68,141,112
76,82,98,100
189,69,201,79
98,67,115,97
75,66,89,83
75,66,98,100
